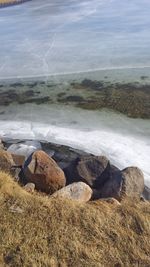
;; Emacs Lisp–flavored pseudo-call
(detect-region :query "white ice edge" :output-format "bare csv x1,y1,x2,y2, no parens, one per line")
0,105,149,187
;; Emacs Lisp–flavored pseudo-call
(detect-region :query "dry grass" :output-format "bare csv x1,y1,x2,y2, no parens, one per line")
0,171,150,267
0,0,18,3
0,0,27,5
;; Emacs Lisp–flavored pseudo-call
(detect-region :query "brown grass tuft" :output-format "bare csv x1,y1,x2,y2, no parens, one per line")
0,171,150,267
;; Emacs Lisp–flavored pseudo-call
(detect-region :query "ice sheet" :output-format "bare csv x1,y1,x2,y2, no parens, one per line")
0,0,150,78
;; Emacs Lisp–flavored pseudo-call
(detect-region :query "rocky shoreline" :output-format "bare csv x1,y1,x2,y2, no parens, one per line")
0,138,149,202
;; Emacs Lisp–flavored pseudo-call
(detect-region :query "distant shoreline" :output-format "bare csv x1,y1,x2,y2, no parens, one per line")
0,0,31,8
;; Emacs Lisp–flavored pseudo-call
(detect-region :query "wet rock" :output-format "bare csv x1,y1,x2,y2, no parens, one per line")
24,183,35,193
99,166,144,200
64,155,110,188
52,182,92,202
23,150,66,194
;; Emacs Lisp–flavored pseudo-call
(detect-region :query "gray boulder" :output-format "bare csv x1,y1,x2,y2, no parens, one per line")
99,166,144,201
64,155,110,188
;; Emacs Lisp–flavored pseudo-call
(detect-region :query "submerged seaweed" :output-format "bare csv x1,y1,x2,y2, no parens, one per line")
0,78,150,119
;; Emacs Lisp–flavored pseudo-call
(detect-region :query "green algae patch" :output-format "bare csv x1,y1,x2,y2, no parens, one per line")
0,79,150,119
70,80,150,119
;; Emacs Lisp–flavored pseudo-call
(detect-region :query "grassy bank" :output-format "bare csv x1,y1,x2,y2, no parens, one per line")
0,0,17,2
0,171,150,267
0,0,30,7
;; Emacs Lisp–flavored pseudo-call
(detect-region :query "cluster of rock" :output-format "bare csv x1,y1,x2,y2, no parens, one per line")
0,139,149,203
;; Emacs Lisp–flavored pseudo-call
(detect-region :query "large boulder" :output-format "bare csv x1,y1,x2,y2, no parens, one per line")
99,166,144,201
52,182,92,202
64,155,110,188
41,141,89,170
23,150,66,194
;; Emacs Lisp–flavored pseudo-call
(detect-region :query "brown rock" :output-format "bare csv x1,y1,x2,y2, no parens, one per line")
0,150,14,172
11,153,25,167
0,150,23,180
23,150,66,194
52,182,92,202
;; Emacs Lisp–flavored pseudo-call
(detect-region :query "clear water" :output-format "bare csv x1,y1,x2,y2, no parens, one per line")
0,0,150,186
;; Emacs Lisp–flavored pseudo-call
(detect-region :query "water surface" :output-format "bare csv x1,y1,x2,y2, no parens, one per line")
0,0,150,78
